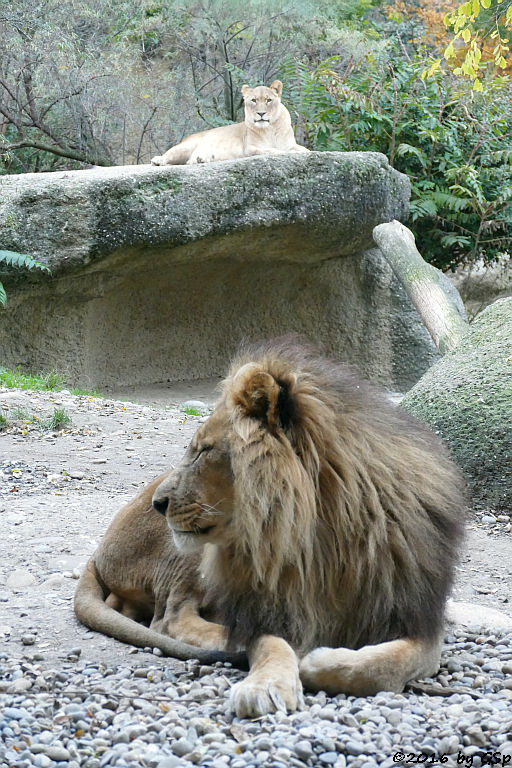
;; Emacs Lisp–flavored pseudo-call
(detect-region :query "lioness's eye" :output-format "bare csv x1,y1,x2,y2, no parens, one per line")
251,98,256,103
266,98,272,103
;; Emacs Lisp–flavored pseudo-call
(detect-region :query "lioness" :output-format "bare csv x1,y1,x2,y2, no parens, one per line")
75,339,465,718
150,80,309,165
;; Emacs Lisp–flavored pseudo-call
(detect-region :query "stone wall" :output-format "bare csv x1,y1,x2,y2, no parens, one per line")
0,152,439,391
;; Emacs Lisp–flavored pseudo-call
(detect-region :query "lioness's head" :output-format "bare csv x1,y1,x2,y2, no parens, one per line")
241,80,283,128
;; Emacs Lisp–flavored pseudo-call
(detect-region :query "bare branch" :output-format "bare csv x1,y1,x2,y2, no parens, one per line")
136,105,158,164
1,139,110,165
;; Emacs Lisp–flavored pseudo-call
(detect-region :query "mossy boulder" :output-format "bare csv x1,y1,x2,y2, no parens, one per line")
401,298,512,511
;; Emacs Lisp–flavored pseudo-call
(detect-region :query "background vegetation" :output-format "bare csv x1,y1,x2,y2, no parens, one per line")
1,0,511,271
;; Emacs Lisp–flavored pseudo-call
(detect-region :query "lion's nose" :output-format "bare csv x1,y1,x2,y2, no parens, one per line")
257,111,266,117
152,495,169,515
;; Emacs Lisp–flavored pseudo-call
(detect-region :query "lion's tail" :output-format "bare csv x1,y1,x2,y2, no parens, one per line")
74,560,247,668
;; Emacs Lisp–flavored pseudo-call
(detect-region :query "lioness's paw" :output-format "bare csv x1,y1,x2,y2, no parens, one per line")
230,675,303,718
151,155,163,165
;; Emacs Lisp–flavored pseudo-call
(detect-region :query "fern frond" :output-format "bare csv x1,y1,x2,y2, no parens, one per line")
0,281,6,306
0,250,50,273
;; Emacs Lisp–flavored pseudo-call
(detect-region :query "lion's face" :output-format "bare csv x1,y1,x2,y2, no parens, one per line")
152,407,236,553
241,80,283,129
152,358,303,560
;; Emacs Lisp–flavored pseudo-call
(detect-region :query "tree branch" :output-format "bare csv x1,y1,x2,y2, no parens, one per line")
373,220,469,355
1,139,110,165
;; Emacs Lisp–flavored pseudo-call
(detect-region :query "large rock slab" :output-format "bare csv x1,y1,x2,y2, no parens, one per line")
401,298,512,511
0,152,439,390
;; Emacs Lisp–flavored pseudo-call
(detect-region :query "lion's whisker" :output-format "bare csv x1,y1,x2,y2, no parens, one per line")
198,499,226,516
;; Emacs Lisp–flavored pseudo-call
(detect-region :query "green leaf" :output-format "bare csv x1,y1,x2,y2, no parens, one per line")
0,281,6,306
0,250,50,273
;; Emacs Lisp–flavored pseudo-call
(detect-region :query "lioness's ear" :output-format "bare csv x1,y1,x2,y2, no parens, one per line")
241,84,251,97
270,80,283,97
230,364,294,431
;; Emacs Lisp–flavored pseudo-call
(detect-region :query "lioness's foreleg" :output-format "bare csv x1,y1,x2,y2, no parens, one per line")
151,137,198,165
230,635,303,718
152,598,229,651
299,637,442,697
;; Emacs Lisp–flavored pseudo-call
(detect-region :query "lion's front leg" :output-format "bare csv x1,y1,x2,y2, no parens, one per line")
230,635,303,718
299,637,442,697
152,598,229,651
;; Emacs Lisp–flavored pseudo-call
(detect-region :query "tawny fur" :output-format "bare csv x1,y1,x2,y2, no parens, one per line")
165,340,464,654
76,339,465,717
150,80,309,166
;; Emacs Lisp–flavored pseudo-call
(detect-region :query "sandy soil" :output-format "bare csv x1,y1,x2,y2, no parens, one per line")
1,385,511,670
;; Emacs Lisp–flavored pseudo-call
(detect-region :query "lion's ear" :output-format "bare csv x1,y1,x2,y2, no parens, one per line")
270,80,283,98
241,84,251,97
231,365,293,430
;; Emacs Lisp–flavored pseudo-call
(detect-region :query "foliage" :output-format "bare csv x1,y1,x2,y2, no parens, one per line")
45,407,72,430
183,406,202,416
0,366,101,396
283,54,512,269
442,0,512,88
0,0,378,171
0,367,64,390
0,0,181,171
0,249,50,305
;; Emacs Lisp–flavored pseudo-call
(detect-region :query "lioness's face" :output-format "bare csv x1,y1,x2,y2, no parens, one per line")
242,80,283,128
152,408,235,553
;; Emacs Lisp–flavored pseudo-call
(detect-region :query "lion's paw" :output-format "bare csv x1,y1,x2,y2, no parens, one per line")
230,675,303,718
150,155,163,165
300,646,355,694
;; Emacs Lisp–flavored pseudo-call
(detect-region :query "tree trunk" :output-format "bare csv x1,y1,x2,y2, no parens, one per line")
373,220,469,355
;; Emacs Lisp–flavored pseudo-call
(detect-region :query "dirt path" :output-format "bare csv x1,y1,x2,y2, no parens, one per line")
1,387,511,669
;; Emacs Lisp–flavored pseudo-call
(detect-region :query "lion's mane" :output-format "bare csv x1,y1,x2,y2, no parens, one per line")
204,339,465,653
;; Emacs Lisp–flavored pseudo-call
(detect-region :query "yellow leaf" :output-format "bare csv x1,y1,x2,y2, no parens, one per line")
462,28,471,42
481,0,491,6
498,55,507,67
143,94,150,98
472,0,480,14
444,42,456,59
473,78,483,90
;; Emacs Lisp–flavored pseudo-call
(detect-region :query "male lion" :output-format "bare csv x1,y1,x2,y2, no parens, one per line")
150,80,309,165
75,339,465,718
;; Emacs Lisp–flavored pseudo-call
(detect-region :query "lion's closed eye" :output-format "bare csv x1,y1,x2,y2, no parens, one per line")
193,445,213,463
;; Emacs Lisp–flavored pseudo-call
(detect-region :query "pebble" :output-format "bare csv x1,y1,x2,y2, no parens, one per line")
295,740,314,759
182,400,209,412
171,737,194,756
6,570,36,589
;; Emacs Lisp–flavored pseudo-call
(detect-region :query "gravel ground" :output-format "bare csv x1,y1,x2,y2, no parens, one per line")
1,387,511,768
